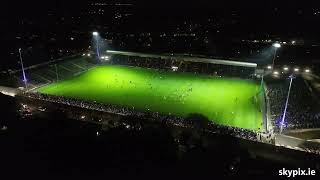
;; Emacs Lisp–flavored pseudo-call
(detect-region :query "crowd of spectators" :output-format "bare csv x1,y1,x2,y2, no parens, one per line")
110,55,255,79
266,77,320,131
24,91,260,142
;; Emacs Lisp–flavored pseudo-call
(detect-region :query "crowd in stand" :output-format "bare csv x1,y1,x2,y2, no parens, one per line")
24,91,259,142
266,77,320,131
111,55,254,78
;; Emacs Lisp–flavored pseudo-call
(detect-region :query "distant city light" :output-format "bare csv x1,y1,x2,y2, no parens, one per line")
267,65,272,69
273,43,281,48
283,67,289,71
305,69,310,73
92,31,98,36
294,68,299,72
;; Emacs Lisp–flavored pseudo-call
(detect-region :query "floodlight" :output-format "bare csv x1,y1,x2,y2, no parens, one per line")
171,66,178,71
273,43,281,48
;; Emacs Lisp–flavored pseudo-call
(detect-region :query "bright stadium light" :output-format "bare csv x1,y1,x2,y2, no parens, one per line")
92,31,100,58
271,43,281,69
100,56,110,61
171,66,178,71
294,68,299,72
273,43,281,48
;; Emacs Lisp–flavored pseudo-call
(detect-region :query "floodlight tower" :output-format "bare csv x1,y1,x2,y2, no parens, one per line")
280,74,294,134
92,31,100,58
18,48,27,88
272,43,281,69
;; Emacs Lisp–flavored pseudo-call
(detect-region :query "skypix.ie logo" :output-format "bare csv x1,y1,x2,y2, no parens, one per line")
279,168,316,177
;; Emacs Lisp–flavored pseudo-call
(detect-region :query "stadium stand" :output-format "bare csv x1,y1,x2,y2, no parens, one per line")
110,55,255,78
24,56,95,87
24,91,258,142
266,76,320,131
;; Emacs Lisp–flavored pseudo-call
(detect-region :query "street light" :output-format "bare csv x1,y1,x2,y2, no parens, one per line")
272,43,281,69
267,65,272,70
283,67,289,71
305,69,310,73
92,31,100,58
294,68,299,72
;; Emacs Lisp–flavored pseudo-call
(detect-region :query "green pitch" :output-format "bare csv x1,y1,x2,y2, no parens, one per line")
37,65,263,131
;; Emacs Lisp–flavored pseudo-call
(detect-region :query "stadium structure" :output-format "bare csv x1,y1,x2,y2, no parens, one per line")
1,49,320,154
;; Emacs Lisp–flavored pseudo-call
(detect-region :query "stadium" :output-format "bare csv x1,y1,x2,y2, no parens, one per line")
3,45,320,154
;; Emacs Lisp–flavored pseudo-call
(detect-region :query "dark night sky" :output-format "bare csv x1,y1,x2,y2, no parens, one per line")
2,0,320,13
1,0,320,69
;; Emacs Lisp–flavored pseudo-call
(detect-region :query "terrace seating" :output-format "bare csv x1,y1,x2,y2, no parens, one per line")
267,77,320,131
26,57,95,86
110,55,254,78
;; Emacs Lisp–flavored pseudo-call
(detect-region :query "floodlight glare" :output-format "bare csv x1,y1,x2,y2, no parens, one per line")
273,43,281,48
92,32,98,36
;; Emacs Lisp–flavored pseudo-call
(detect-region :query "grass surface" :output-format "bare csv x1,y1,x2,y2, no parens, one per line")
37,65,263,131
